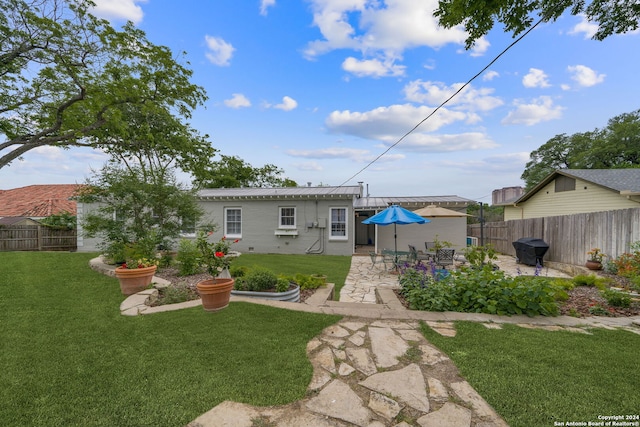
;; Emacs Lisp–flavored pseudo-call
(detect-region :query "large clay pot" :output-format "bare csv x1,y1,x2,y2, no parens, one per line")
196,278,235,312
585,260,602,270
114,265,158,295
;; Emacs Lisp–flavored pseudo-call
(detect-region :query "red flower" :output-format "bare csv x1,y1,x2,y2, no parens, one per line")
221,236,226,241
122,263,128,269
234,239,239,243
214,251,225,258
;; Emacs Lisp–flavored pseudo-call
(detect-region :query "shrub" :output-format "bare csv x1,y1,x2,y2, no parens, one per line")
463,244,498,268
287,273,325,290
176,239,201,276
275,278,290,293
229,265,248,278
573,274,607,289
602,289,632,308
399,265,560,316
157,283,198,305
241,267,278,292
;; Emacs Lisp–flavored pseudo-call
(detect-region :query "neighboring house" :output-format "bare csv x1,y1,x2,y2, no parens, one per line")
0,184,82,219
76,184,475,256
503,169,640,220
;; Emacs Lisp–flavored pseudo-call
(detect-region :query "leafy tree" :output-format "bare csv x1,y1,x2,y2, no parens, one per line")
0,0,207,172
467,203,503,224
78,165,204,261
521,109,640,190
40,212,77,230
199,155,298,188
435,0,640,49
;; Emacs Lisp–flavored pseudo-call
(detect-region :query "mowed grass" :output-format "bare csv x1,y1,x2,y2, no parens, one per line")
0,252,341,427
421,321,640,427
232,252,353,296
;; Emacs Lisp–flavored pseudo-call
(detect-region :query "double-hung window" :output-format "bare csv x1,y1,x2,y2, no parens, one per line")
224,208,242,238
330,207,347,240
279,207,296,229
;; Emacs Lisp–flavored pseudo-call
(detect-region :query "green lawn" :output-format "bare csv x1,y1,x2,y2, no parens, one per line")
232,252,353,296
0,252,341,427
421,321,640,427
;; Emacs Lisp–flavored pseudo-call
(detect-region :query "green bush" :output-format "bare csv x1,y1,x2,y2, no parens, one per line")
158,283,198,305
242,267,278,292
176,238,201,276
602,289,632,308
229,265,248,278
399,265,561,316
573,274,608,289
275,278,290,293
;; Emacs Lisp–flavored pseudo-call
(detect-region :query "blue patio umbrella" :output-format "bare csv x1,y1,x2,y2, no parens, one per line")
362,205,430,267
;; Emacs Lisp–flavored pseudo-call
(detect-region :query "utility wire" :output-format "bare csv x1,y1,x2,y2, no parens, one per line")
335,16,546,189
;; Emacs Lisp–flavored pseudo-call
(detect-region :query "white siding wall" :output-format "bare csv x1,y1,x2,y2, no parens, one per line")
76,202,102,252
504,178,640,220
197,198,354,256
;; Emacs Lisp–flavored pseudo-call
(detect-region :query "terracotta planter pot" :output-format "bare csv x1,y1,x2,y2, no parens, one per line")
114,265,158,295
196,278,235,312
585,260,602,270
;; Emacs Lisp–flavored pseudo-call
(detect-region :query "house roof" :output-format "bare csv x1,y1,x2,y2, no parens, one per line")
197,186,362,199
0,216,41,226
354,195,474,210
515,169,640,204
0,184,83,218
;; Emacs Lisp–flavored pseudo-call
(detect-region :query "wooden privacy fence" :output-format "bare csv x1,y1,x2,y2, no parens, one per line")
467,207,640,266
0,225,77,252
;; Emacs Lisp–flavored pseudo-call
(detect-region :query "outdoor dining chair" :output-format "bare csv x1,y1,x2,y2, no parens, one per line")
408,244,431,264
434,248,455,269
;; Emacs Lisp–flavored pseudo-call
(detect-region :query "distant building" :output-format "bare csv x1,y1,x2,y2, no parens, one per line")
492,186,524,205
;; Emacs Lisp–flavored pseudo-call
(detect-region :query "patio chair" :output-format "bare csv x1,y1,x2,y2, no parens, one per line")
408,244,431,264
368,251,385,270
434,248,455,269
424,241,437,258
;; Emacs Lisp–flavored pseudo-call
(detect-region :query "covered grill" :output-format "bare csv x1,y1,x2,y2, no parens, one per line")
512,238,549,266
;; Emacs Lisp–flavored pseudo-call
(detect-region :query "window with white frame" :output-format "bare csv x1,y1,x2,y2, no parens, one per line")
279,207,296,229
330,207,347,240
224,208,242,238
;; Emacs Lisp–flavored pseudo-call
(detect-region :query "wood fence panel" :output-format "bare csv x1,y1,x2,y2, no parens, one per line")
0,225,76,252
468,207,640,265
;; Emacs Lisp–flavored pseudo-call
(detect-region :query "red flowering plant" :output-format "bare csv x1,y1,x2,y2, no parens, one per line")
195,230,239,276
118,239,159,269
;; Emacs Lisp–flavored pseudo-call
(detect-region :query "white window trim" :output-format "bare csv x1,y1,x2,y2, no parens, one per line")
329,207,348,241
224,207,242,239
278,206,297,229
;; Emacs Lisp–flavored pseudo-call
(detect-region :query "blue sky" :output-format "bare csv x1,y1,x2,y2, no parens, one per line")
2,0,639,203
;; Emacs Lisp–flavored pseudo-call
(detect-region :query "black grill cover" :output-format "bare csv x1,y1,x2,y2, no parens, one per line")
512,238,549,266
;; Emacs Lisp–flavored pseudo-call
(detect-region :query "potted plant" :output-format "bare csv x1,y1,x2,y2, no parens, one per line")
195,230,239,312
586,248,606,270
114,256,159,295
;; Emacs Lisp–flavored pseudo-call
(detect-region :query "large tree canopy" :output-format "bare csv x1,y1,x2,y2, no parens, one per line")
521,109,640,190
199,155,298,188
0,0,209,172
435,0,640,48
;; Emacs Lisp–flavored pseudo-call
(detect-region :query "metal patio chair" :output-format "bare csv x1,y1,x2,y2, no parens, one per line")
434,248,455,269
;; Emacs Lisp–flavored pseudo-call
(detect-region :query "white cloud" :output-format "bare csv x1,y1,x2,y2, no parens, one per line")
567,65,605,87
287,147,390,163
442,152,530,173
304,0,470,70
502,96,564,126
293,161,324,171
326,104,468,141
273,96,298,111
463,37,490,57
205,35,235,66
403,80,503,112
260,0,276,16
224,93,251,109
91,0,146,23
522,68,551,88
569,15,599,39
342,57,406,78
482,70,499,81
396,132,498,153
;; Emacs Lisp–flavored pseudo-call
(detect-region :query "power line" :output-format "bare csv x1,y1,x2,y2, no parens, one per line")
336,17,546,189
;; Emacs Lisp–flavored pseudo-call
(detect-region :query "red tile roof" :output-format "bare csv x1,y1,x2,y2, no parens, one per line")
0,184,84,218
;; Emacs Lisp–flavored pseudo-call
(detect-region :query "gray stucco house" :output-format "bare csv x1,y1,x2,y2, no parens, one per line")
77,183,475,256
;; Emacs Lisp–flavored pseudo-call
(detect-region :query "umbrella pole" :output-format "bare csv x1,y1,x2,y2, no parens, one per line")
394,223,398,271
